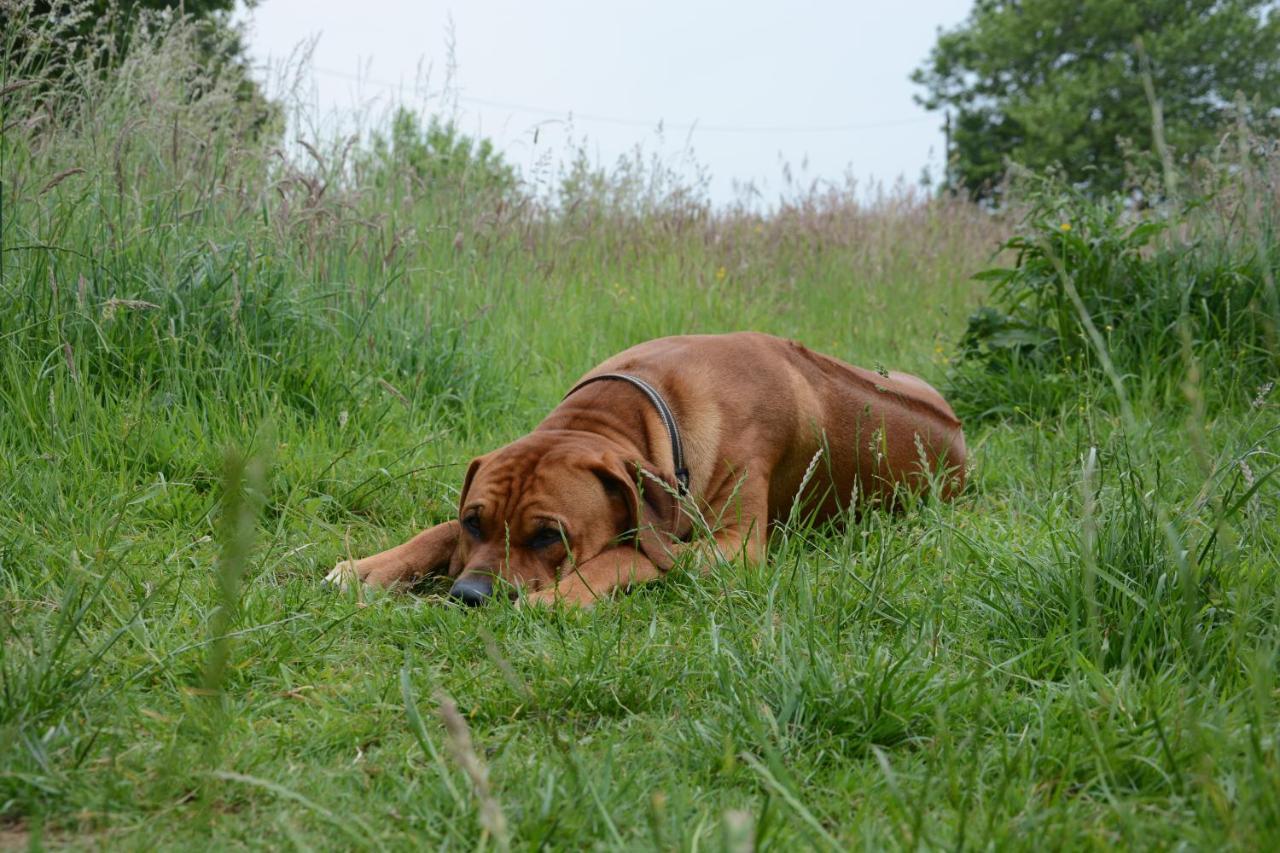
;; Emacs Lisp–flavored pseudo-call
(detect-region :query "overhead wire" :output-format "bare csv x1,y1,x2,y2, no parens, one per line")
306,64,935,135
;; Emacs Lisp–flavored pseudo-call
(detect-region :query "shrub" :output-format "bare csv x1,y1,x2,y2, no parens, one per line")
359,108,518,214
947,170,1280,422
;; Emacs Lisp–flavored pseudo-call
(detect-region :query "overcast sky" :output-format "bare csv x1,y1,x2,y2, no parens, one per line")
238,1,974,206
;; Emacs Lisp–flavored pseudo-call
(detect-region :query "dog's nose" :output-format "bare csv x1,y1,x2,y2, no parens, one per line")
449,573,494,606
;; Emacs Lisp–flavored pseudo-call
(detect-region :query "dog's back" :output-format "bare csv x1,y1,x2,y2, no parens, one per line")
573,332,966,519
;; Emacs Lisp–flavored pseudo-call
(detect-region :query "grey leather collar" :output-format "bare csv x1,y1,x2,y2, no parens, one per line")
563,372,690,495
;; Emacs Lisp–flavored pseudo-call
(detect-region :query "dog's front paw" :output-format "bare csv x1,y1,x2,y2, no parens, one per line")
324,560,364,589
519,588,598,610
518,588,563,609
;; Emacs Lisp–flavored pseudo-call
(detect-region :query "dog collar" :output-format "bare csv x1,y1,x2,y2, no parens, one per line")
563,372,690,495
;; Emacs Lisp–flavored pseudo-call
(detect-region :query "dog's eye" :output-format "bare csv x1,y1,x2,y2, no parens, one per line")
461,515,482,539
527,527,564,550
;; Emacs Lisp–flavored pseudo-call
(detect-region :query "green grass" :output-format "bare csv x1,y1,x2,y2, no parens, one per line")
3,9,1280,850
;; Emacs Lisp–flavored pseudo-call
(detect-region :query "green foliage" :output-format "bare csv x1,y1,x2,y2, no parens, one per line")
912,0,1280,196
362,108,518,206
947,172,1280,421
976,433,1275,679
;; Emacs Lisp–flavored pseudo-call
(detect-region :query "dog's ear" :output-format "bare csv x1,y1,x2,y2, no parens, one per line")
434,456,488,578
457,455,485,515
593,453,691,571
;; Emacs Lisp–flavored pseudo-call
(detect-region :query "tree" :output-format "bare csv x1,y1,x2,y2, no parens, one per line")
912,0,1280,197
5,1,251,66
3,1,273,135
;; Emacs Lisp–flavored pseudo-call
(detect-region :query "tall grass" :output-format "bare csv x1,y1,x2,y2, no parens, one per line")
2,3,1278,848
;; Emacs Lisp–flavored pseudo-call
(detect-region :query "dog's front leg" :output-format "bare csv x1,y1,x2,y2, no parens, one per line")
523,547,664,608
687,521,767,568
677,481,769,569
325,520,460,589
522,522,766,608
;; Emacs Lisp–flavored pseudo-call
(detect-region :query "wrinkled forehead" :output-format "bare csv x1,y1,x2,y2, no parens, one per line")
466,446,592,518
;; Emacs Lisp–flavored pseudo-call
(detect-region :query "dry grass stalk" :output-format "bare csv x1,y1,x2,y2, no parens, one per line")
38,167,85,194
436,691,509,851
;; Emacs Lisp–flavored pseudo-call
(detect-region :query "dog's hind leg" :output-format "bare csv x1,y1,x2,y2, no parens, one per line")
325,520,461,589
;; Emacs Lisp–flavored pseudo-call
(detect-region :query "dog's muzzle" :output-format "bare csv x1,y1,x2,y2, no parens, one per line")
449,573,493,606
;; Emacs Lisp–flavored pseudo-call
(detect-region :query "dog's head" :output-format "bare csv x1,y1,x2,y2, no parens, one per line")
446,432,689,605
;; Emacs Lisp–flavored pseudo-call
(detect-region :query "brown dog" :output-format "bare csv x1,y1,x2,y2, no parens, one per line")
326,332,965,606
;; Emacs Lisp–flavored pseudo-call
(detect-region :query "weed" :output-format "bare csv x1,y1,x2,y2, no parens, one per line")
948,169,1279,422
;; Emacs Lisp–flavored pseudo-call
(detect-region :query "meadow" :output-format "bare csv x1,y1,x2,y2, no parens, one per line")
2,12,1279,850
